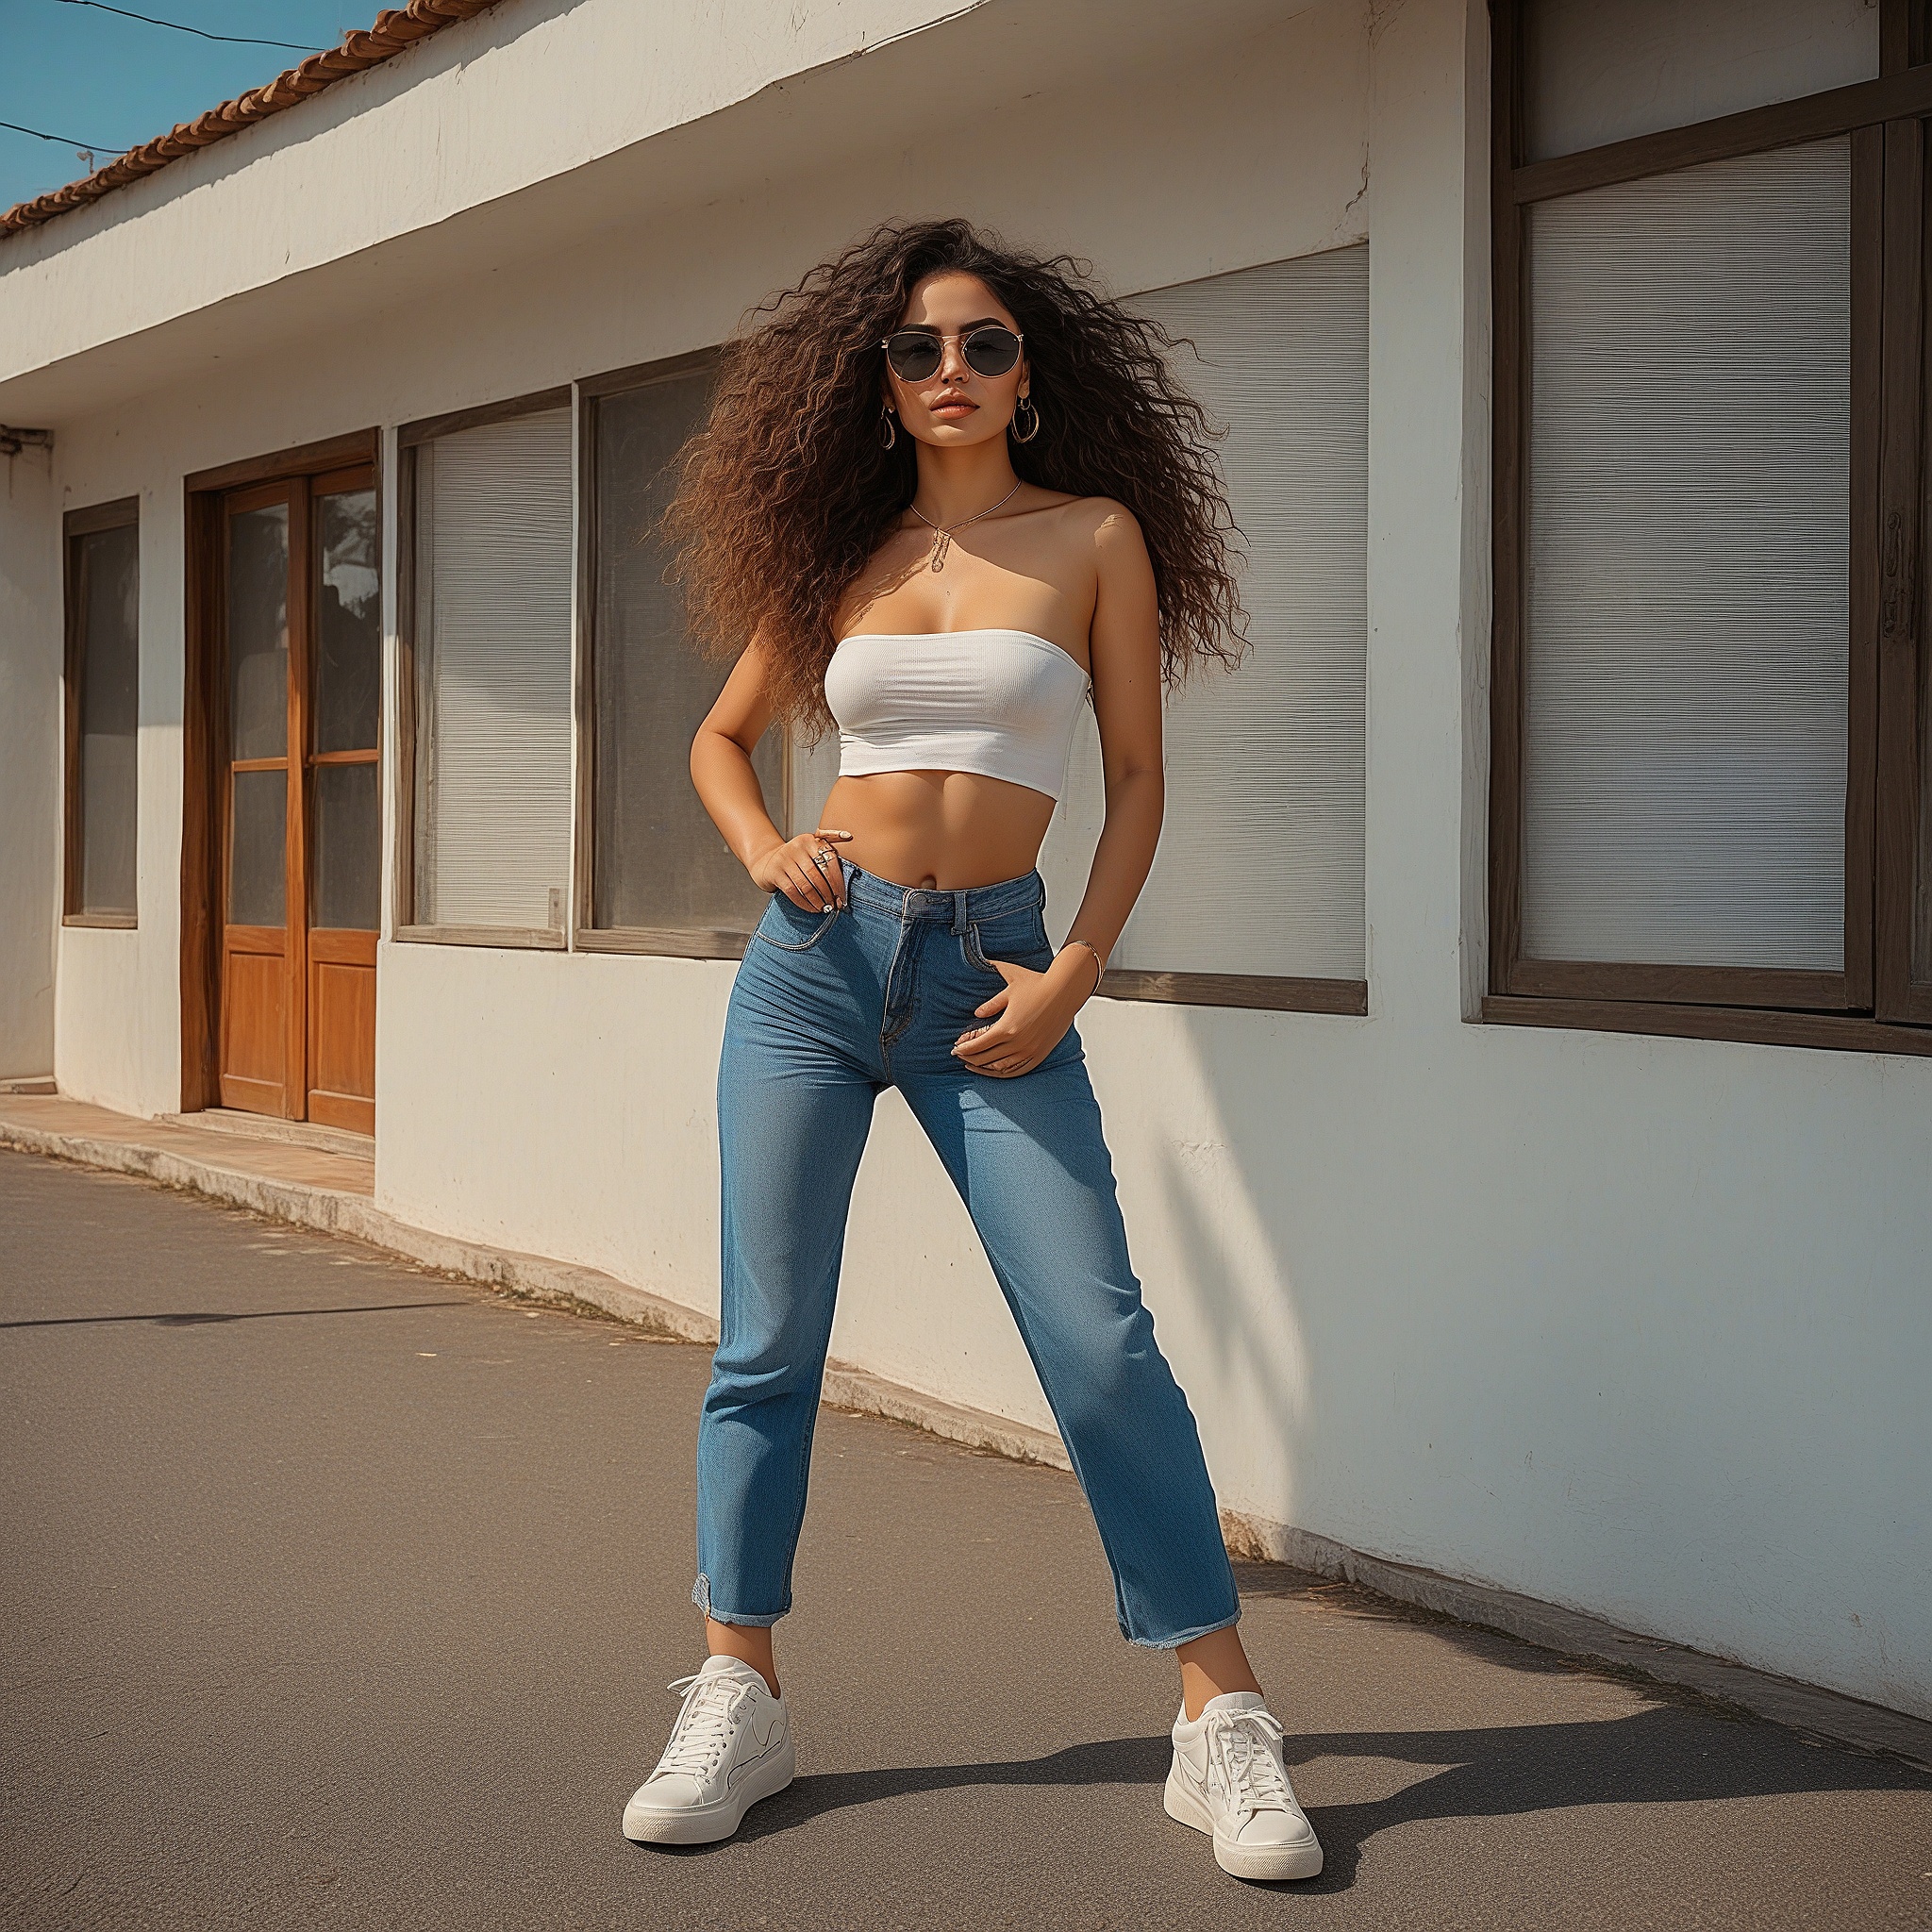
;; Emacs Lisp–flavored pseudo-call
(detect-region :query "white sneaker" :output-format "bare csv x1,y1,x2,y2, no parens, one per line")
1165,1690,1324,1881
622,1655,795,1845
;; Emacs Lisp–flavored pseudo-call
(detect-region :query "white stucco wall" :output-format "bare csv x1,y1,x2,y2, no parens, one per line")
42,488,188,1117
0,445,58,1078
3,0,1927,1720
0,0,1319,421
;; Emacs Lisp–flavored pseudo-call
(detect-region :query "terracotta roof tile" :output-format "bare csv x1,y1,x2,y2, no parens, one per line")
2,0,503,241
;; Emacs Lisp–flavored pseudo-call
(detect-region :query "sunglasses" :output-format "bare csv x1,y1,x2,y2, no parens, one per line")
881,325,1024,382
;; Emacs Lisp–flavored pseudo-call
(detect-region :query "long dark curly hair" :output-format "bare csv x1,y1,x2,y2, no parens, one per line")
663,218,1249,740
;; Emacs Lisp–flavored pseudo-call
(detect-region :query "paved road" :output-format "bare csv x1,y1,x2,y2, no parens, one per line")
2,1151,1928,1931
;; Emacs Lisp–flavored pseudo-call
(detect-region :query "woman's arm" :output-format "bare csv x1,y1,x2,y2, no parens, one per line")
691,636,850,911
1058,501,1165,980
950,501,1164,1074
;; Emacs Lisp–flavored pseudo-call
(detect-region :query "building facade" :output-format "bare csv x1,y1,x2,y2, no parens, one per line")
3,0,1928,1719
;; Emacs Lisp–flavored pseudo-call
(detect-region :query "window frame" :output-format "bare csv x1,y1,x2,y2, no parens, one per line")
61,495,142,929
1082,968,1368,1015
574,303,1374,1012
394,385,575,950
567,294,1375,1008
573,347,780,962
1486,0,1932,1058
1099,248,1372,1017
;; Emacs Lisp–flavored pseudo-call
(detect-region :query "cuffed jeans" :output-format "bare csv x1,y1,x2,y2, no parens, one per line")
693,860,1240,1648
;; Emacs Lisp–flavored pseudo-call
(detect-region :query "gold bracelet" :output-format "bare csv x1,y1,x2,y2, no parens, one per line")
1058,939,1105,1000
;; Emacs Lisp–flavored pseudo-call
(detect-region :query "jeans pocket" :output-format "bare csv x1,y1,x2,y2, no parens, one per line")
753,891,841,953
962,909,1052,976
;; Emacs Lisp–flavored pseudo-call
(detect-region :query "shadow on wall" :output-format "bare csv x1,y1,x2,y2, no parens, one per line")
1117,992,1383,1546
1148,1088,1312,1536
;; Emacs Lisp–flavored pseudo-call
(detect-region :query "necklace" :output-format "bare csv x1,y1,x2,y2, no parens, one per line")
907,480,1022,572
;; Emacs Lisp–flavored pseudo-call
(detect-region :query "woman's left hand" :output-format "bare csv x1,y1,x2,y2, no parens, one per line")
950,954,1094,1078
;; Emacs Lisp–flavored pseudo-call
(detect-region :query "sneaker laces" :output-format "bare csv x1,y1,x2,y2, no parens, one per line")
651,1672,755,1781
1203,1706,1291,1821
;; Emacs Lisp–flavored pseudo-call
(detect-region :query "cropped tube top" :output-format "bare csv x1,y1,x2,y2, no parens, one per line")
823,629,1091,802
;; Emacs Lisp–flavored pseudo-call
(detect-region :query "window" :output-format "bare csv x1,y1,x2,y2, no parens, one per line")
577,353,786,957
399,392,574,943
1490,0,1932,1055
1524,142,1853,974
1041,245,1370,1012
63,498,141,925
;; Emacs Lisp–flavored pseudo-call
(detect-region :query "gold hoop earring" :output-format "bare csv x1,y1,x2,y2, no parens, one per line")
1011,394,1041,444
880,405,898,451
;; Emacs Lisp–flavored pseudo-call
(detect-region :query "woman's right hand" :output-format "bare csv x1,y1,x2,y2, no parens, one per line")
751,828,853,911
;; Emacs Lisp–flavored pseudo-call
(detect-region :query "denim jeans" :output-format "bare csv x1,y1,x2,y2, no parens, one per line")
693,859,1240,1648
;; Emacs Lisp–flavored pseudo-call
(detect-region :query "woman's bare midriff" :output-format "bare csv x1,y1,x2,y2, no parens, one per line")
823,769,1058,890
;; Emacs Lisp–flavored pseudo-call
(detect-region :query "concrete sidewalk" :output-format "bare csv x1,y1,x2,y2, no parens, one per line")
0,1091,378,1196
5,1093,1931,1774
2,1150,1929,1931
0,1092,1077,1467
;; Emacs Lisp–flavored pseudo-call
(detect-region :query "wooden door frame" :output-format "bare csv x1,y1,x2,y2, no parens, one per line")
305,458,382,1133
180,428,379,1114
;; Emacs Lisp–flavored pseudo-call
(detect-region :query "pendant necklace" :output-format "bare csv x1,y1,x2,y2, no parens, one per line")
908,480,1022,572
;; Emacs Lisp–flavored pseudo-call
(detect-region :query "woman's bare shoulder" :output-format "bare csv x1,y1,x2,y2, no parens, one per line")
1008,487,1135,525
1045,493,1145,543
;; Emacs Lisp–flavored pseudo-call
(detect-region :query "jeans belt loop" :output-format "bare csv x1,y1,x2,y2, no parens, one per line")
951,889,971,935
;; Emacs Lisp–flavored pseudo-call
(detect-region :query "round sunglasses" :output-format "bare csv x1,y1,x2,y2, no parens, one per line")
881,325,1024,383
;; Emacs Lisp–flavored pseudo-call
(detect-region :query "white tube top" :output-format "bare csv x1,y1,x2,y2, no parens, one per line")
824,629,1092,802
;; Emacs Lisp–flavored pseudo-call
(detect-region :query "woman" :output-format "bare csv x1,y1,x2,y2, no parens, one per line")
621,219,1322,1884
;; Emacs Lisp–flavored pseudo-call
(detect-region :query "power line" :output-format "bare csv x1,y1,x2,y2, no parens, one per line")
0,117,128,155
52,1,325,50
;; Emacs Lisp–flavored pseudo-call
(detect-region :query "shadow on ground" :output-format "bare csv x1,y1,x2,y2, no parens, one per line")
657,1701,1923,1892
0,1299,469,1329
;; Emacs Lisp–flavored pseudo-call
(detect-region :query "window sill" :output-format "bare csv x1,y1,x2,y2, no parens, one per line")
1096,970,1368,1015
545,933,1373,1008
392,924,565,951
575,926,752,960
1479,994,1932,1059
62,911,137,929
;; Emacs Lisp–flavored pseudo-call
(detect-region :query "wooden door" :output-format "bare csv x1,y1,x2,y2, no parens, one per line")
218,480,304,1117
216,468,379,1129
304,469,380,1132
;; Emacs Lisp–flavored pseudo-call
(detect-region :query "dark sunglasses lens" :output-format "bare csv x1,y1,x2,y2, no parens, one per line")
886,333,942,380
964,327,1022,376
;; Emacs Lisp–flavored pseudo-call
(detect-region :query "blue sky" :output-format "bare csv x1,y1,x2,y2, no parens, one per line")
2,0,374,209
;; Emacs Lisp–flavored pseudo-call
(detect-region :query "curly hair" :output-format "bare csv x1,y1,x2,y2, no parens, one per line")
662,217,1249,740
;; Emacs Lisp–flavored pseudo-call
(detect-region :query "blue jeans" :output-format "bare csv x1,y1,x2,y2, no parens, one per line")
693,860,1240,1648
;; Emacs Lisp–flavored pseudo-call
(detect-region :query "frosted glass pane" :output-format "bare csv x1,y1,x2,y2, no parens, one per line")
1524,0,1877,162
1523,141,1850,971
790,730,839,841
311,762,380,932
313,488,379,755
413,408,574,931
229,769,286,928
1915,636,1932,982
592,369,783,932
1041,246,1368,981
227,504,288,761
75,522,140,917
